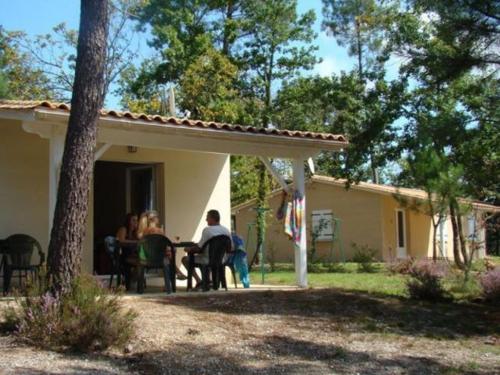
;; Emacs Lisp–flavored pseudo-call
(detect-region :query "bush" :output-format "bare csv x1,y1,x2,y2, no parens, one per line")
352,244,377,273
407,260,449,301
445,271,481,301
479,267,500,304
4,274,136,352
386,257,415,275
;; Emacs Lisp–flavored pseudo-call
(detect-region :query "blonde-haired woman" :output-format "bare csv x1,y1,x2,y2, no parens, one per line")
138,210,187,284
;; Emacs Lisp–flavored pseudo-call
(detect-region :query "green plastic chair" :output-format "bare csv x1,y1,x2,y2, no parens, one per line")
135,234,175,294
3,234,45,294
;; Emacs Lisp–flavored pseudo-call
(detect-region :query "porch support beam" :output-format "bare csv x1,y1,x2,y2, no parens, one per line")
259,157,290,193
94,142,112,161
48,126,65,235
307,157,315,174
292,158,307,288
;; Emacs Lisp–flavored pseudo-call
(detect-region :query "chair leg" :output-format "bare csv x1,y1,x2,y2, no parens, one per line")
170,263,176,293
230,265,237,289
187,254,194,291
163,264,172,294
3,265,12,295
201,266,210,292
137,266,145,294
124,264,132,291
171,251,176,293
213,266,218,290
220,266,228,291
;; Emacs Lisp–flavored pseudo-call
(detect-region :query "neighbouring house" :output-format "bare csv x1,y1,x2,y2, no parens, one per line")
232,175,499,263
0,100,348,287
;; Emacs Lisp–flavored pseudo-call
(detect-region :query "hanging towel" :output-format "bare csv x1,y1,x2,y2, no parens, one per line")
276,190,288,221
284,190,304,245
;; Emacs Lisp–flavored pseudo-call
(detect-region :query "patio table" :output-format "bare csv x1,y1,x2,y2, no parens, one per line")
172,241,196,248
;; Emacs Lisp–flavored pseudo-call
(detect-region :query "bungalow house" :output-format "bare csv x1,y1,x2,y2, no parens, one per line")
232,175,498,263
0,100,348,287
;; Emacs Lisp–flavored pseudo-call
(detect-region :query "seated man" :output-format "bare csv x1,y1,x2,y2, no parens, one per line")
181,209,232,287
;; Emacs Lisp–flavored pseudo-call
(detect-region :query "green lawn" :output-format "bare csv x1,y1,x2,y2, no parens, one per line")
249,259,497,300
250,263,408,298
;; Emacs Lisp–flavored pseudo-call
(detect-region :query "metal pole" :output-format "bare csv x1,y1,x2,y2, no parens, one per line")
254,207,270,284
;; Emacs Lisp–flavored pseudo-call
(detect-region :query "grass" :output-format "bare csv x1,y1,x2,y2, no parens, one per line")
250,262,407,298
250,258,499,300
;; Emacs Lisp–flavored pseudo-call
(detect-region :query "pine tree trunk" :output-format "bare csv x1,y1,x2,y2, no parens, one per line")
47,0,109,293
432,223,438,261
222,0,235,57
450,203,465,270
457,211,469,265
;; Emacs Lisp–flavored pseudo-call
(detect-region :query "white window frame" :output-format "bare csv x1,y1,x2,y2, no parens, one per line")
395,209,407,257
467,215,477,241
311,209,334,242
438,215,448,258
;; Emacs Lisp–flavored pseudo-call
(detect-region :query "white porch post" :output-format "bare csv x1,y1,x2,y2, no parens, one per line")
292,158,307,287
48,126,65,235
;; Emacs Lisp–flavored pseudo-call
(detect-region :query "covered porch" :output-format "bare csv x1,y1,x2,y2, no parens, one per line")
0,101,347,288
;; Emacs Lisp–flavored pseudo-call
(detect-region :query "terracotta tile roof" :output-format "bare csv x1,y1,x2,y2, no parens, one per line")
0,100,348,144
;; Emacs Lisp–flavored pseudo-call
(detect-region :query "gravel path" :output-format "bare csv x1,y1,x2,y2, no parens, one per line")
1,288,499,374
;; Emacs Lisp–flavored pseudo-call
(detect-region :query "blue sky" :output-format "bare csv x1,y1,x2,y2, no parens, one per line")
0,0,389,108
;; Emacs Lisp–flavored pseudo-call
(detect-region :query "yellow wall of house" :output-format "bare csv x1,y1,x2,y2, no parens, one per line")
0,120,231,274
233,182,385,262
233,182,469,263
381,195,438,259
0,119,49,265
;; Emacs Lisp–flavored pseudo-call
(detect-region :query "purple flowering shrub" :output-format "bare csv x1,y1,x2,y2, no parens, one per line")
4,274,136,352
479,267,500,304
407,260,449,301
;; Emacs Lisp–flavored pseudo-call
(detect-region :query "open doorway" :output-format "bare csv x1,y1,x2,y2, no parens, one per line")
93,160,163,274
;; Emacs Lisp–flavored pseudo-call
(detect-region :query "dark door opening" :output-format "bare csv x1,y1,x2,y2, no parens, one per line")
93,161,158,274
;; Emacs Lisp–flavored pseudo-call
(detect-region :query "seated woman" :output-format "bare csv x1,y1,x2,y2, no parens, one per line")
116,213,139,290
139,210,187,292
143,210,165,236
116,213,139,244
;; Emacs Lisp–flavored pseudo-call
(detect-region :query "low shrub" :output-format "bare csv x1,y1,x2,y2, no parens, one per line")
307,262,348,273
445,271,481,301
386,257,415,275
352,244,377,273
5,274,136,352
479,267,500,304
324,262,348,273
407,260,449,301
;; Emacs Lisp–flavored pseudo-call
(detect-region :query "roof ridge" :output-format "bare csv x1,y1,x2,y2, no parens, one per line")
0,99,348,143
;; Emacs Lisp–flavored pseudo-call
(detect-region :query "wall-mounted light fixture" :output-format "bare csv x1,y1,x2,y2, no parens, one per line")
127,145,138,153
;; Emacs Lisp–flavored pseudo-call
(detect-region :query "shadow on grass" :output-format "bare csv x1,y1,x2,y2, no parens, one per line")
156,288,500,340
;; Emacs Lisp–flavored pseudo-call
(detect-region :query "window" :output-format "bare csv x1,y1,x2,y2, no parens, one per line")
311,210,334,241
467,215,477,241
396,209,407,257
439,216,448,257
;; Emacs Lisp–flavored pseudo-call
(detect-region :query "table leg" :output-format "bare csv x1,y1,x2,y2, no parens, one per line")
187,253,194,291
3,263,12,295
170,249,176,293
